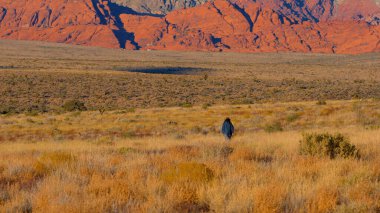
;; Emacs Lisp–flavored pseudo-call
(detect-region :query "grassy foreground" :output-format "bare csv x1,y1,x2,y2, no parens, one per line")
1,40,380,212
0,100,379,212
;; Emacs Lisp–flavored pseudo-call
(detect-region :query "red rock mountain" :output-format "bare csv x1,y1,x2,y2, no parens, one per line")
0,0,379,53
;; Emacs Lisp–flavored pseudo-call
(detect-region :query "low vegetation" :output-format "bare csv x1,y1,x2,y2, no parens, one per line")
0,100,379,212
62,100,87,112
300,133,360,159
0,41,379,212
1,41,380,113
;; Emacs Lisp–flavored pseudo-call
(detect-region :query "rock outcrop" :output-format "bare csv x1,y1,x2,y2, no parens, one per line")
119,0,380,53
0,0,136,49
111,0,210,15
0,0,379,54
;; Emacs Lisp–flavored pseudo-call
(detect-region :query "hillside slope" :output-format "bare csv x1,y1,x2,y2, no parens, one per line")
0,0,379,53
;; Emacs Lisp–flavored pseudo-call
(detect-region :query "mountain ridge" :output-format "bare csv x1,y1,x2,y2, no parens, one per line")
0,0,379,53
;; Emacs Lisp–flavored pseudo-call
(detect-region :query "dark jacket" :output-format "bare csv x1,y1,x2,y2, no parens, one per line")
221,118,234,139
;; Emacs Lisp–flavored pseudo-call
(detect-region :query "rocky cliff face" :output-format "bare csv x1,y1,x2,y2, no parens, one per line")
111,0,209,14
0,0,125,48
0,0,379,53
120,0,380,53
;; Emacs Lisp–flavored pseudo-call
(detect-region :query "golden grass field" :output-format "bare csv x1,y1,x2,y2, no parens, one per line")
0,41,380,212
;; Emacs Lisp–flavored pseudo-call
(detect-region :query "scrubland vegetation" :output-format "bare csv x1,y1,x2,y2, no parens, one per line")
1,100,380,212
0,41,379,212
1,40,380,113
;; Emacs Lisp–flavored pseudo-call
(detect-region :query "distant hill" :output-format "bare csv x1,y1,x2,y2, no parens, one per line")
0,0,379,53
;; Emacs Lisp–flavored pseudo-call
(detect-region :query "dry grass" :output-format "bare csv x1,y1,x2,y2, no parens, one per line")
0,100,379,212
0,40,380,212
1,99,380,142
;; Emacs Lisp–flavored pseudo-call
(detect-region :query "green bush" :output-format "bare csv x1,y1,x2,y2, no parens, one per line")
62,100,87,112
299,133,360,159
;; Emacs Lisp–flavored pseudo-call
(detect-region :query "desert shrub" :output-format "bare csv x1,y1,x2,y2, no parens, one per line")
125,108,136,113
173,201,210,213
0,191,10,205
264,121,283,133
94,136,115,145
98,107,106,115
180,102,193,108
161,163,214,184
173,133,186,140
118,147,138,155
203,73,209,81
316,100,327,105
11,198,33,213
0,105,16,115
190,126,203,134
34,151,76,175
62,100,87,112
122,130,137,138
286,113,300,122
202,103,212,110
25,110,39,116
299,133,360,159
220,146,234,158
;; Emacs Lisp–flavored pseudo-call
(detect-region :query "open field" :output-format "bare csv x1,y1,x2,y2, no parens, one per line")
1,40,380,113
0,40,380,212
1,100,380,212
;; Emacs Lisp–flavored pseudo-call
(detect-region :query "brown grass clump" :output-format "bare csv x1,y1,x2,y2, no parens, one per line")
252,184,287,212
306,186,340,213
86,174,144,211
173,200,210,213
219,146,234,158
166,145,201,160
33,151,76,176
161,163,214,184
229,147,273,163
347,182,379,210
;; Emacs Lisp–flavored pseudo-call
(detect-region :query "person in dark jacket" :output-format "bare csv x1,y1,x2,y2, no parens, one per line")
221,118,234,140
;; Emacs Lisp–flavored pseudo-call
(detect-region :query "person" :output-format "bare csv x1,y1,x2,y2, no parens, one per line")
221,118,234,140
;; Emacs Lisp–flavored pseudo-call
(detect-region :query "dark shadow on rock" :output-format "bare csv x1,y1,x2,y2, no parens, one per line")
0,8,7,24
113,67,211,75
107,1,140,49
90,0,164,49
